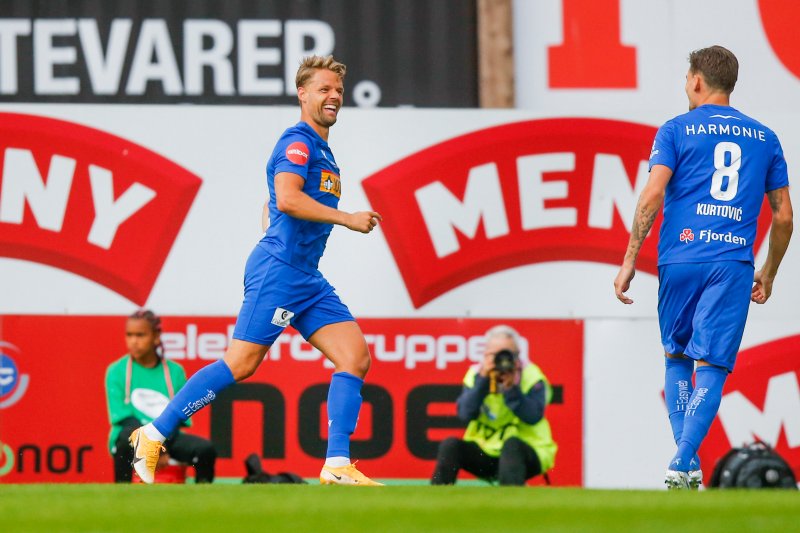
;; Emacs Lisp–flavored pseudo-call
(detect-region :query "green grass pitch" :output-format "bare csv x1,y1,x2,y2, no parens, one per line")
2,484,799,532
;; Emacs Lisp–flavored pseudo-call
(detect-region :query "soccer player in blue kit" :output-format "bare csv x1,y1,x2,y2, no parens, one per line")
130,55,384,486
614,46,793,489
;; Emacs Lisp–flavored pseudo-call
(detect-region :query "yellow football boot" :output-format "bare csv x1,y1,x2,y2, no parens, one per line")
129,427,165,484
320,463,384,486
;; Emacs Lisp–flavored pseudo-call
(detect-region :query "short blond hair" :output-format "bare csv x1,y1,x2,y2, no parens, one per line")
295,55,347,89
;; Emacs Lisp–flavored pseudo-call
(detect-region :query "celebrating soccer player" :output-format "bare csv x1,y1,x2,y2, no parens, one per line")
613,46,793,489
130,55,384,486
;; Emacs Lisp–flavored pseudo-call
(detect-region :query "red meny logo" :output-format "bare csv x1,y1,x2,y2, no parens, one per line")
362,118,773,308
0,112,201,304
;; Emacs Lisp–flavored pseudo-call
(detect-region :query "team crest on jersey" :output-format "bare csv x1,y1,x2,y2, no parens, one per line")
286,142,310,165
319,148,338,170
271,307,295,327
320,170,341,198
679,228,695,243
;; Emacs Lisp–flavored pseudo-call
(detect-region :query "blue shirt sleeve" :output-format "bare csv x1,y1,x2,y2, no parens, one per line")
649,121,677,172
456,374,490,422
502,379,546,425
766,132,790,192
273,132,313,180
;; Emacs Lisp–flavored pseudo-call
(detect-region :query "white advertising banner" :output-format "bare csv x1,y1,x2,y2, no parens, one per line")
513,0,800,115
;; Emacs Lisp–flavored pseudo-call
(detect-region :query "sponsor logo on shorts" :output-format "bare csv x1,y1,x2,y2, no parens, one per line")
320,171,341,198
679,228,694,243
271,307,295,327
286,142,310,165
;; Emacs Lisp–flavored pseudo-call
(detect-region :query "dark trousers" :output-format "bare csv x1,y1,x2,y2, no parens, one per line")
113,417,217,483
431,436,542,486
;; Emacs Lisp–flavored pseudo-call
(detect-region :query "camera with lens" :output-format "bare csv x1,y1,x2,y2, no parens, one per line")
493,349,517,374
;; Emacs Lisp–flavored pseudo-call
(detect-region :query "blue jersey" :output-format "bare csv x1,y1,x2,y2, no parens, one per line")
260,122,342,274
649,104,788,266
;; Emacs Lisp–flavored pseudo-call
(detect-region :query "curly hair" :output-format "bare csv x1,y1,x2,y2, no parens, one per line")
128,309,163,356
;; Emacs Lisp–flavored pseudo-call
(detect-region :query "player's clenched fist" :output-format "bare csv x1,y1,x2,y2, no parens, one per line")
345,211,382,233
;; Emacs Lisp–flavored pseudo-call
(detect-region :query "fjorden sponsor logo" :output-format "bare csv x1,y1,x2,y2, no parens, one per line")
363,118,660,307
698,229,747,245
0,113,201,304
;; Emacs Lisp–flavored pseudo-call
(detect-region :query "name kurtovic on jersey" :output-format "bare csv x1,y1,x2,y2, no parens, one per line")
649,104,788,266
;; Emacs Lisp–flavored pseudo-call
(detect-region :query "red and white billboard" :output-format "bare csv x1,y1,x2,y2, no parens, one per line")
0,316,582,485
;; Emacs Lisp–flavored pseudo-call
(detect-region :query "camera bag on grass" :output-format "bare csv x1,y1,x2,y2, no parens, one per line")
709,441,797,489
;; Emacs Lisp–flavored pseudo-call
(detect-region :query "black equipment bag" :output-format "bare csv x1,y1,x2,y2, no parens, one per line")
242,453,307,484
709,441,797,489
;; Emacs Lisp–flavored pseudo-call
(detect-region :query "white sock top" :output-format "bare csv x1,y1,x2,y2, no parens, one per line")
143,423,166,443
324,456,351,468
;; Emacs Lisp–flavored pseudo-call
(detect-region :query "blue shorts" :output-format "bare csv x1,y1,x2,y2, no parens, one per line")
657,261,753,372
232,244,354,346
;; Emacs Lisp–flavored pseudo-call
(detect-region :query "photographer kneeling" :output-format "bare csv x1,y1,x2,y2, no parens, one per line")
431,325,557,486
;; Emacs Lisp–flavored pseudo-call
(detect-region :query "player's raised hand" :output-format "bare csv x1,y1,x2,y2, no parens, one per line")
614,263,636,304
345,211,382,233
751,269,773,304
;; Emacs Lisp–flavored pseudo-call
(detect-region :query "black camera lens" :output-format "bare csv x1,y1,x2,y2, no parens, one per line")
493,349,516,373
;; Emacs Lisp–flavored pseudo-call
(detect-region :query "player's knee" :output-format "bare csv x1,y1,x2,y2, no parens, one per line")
227,358,259,381
500,437,526,457
437,437,461,458
224,348,265,381
356,351,371,377
338,349,371,378
196,441,217,462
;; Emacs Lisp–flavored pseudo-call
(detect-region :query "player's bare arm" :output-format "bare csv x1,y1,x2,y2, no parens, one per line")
274,171,382,234
614,164,673,304
261,202,269,232
752,186,793,304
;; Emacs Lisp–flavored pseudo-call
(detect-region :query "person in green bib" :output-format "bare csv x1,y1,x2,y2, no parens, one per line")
431,325,557,486
105,310,217,483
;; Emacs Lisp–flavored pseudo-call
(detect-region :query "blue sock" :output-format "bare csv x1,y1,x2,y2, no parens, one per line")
152,360,236,438
326,372,364,459
664,357,694,443
669,365,727,471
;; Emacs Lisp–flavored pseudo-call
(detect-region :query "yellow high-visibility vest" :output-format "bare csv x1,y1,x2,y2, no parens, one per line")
462,363,558,472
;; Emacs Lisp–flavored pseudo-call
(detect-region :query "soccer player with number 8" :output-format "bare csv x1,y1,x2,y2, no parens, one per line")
613,46,793,490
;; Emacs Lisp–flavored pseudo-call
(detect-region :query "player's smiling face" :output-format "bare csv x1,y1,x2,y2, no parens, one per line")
299,69,344,130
